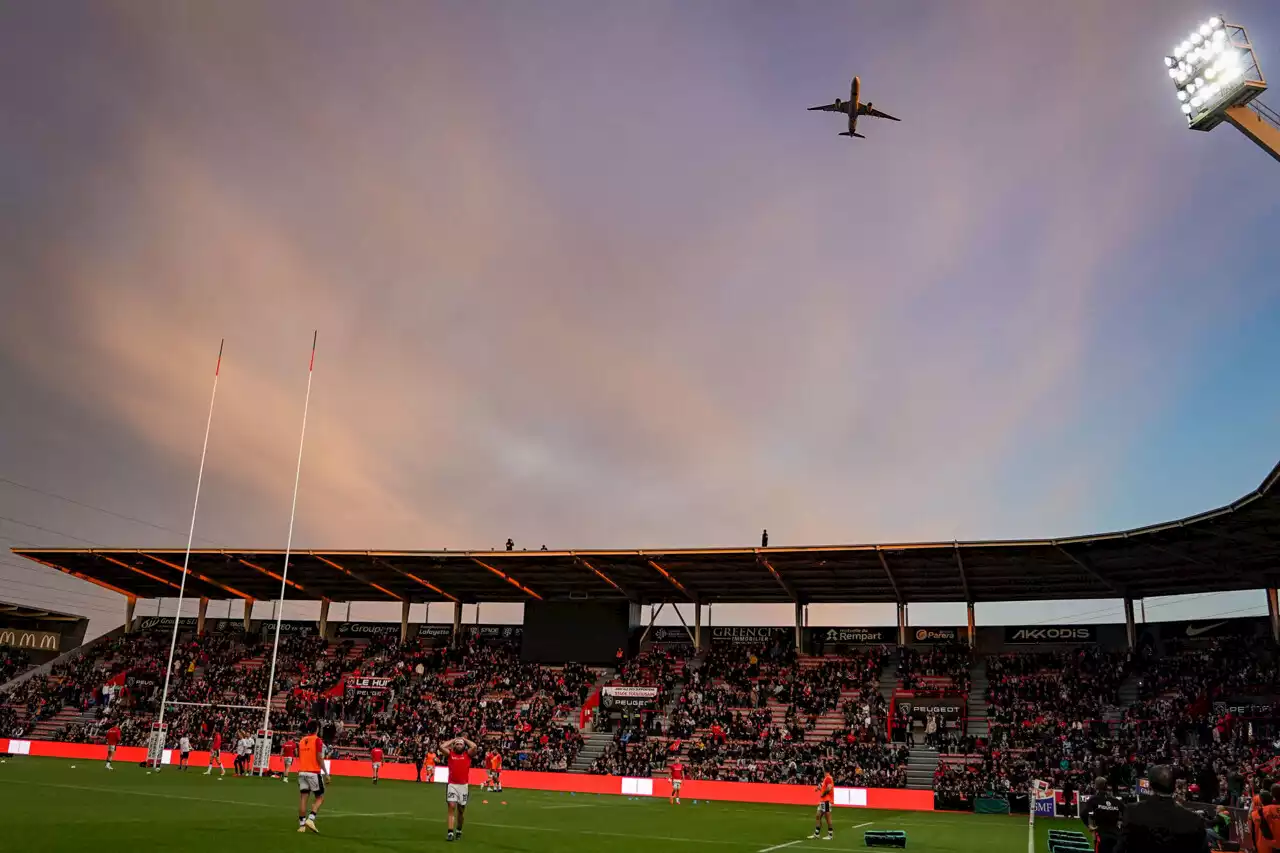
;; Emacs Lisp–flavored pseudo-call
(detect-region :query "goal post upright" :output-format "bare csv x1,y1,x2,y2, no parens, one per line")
154,339,225,764
261,332,319,768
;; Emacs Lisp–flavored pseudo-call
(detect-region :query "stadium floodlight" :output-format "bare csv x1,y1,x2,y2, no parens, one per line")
1166,15,1266,131
1165,15,1279,164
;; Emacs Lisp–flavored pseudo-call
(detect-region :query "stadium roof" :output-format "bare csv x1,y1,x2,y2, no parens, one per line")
0,601,86,623
10,459,1279,606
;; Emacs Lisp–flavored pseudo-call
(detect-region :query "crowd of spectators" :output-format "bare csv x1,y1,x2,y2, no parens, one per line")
898,644,972,694
0,649,32,685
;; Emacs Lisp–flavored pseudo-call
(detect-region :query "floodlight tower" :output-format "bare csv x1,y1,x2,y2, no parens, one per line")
1165,15,1280,163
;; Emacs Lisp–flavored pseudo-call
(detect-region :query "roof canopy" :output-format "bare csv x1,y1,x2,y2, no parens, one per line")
12,460,1279,606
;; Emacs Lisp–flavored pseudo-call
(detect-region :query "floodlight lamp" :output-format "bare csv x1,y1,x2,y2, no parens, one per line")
1195,77,1205,87
1199,24,1212,37
1176,90,1188,101
1208,16,1221,28
1191,33,1203,45
1181,103,1193,114
1213,28,1226,41
1179,40,1192,54
1165,55,1176,67
1206,67,1217,79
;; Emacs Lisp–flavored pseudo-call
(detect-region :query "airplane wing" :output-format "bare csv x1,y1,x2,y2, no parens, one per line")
808,101,849,114
860,105,900,121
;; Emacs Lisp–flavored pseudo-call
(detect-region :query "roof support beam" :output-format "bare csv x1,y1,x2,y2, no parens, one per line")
756,553,801,603
471,558,543,600
312,554,404,601
374,557,459,603
1054,546,1124,597
99,554,184,593
238,558,311,595
646,558,695,602
953,543,971,602
574,556,636,602
139,552,254,600
27,554,137,598
876,548,902,604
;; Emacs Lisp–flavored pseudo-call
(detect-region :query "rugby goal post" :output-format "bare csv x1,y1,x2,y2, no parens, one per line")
147,722,168,770
253,729,274,776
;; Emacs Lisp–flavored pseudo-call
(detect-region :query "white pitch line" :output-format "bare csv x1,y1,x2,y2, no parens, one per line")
758,841,804,853
541,802,593,810
853,821,873,829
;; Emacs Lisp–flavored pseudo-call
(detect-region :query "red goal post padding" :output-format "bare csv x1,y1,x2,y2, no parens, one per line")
0,738,934,811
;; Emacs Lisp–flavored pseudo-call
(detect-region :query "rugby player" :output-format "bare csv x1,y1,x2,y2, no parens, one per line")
484,751,502,793
371,746,384,785
178,734,192,771
282,737,296,782
446,737,478,842
205,730,225,776
669,761,684,805
104,724,121,771
294,721,327,834
814,767,834,840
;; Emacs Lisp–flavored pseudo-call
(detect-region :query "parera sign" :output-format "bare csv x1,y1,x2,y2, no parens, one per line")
1003,626,1095,644
912,627,959,644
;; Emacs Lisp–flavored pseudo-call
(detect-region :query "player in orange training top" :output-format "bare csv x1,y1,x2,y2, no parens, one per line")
814,768,834,840
446,737,478,842
104,725,121,771
669,761,684,805
484,751,502,792
371,746,384,785
294,720,327,834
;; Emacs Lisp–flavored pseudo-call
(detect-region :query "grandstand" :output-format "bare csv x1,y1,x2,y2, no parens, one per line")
1,458,1277,838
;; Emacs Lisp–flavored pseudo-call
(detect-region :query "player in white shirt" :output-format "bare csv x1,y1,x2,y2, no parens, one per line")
179,735,192,771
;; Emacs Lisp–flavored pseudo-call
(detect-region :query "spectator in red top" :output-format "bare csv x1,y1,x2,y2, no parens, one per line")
371,746,384,785
282,739,296,782
105,725,121,770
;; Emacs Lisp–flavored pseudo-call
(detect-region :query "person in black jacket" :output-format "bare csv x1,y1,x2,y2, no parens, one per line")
1116,765,1210,853
1082,777,1125,853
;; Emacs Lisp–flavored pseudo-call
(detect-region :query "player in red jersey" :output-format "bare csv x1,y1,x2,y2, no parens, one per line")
371,746,384,785
205,731,225,776
814,768,835,840
104,725,121,770
669,761,684,804
446,737,477,842
282,738,296,782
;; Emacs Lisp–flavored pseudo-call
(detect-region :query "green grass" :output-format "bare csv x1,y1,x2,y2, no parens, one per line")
0,757,1080,852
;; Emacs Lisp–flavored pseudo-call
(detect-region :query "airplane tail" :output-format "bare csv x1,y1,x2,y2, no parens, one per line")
839,132,866,139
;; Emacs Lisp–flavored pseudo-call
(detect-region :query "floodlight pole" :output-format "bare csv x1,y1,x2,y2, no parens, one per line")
1223,103,1280,163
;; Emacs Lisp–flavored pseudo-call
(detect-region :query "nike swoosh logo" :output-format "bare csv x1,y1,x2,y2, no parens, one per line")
1186,621,1227,637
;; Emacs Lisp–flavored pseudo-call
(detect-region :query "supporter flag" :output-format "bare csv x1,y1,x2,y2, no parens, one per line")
324,680,344,698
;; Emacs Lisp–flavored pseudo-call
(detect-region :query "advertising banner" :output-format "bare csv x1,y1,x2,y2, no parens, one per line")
1034,796,1057,818
136,616,233,634
0,628,60,652
911,627,960,644
258,620,318,637
601,685,660,711
1003,625,1096,644
334,622,408,639
648,627,695,644
1157,617,1262,642
897,695,965,727
346,675,393,692
710,627,790,645
809,627,895,646
471,625,523,640
418,625,453,640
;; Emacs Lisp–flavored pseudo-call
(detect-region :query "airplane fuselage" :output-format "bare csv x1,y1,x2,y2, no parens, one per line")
849,76,861,135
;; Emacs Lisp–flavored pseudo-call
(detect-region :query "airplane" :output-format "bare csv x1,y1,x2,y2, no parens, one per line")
807,76,900,138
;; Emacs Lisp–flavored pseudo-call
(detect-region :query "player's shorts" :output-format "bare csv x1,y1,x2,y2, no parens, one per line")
372,762,381,771
284,758,293,769
210,749,220,761
106,744,117,754
298,772,325,795
817,801,832,815
446,783,470,806
180,752,190,761
672,780,682,791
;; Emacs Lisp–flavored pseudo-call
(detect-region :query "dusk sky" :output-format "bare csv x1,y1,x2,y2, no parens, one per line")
2,1,1278,637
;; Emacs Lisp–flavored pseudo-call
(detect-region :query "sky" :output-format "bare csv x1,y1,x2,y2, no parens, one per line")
1,0,1278,639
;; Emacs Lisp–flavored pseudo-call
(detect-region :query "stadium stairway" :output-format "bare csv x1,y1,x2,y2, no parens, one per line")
966,665,988,739
878,662,897,705
905,746,938,790
1118,672,1139,708
570,730,614,773
26,706,84,741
